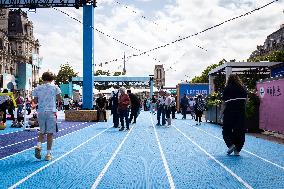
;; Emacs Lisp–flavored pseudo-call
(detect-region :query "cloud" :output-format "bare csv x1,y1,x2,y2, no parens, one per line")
26,0,284,86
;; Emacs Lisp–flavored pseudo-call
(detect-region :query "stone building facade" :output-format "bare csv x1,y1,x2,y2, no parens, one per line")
250,24,284,59
0,9,41,92
154,65,165,89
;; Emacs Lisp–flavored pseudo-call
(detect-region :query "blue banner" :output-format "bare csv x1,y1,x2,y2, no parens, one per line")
179,83,209,99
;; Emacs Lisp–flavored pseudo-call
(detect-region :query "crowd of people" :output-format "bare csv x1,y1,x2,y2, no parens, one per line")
0,71,248,161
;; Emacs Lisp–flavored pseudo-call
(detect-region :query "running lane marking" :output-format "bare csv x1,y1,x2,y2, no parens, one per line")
0,122,96,161
182,121,284,170
173,125,253,189
8,126,111,189
91,125,136,189
150,115,176,189
0,123,86,150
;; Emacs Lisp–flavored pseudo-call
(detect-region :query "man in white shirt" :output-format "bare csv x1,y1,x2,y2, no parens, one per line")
32,72,62,161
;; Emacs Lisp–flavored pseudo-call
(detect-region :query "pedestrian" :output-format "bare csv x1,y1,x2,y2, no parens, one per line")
164,92,172,127
1,89,16,126
110,86,120,128
118,87,130,131
26,98,32,115
127,90,140,124
156,91,166,126
171,95,176,119
63,94,70,111
151,95,157,114
96,93,107,122
195,94,205,125
32,72,62,161
220,74,247,156
188,97,195,119
180,94,189,119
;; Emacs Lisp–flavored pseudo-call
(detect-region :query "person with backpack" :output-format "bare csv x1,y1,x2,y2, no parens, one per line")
16,94,24,115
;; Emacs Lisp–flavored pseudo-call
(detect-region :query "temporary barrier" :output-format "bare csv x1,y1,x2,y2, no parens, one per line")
257,77,284,133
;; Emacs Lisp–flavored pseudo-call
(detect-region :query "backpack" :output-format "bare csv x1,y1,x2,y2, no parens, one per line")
16,97,23,105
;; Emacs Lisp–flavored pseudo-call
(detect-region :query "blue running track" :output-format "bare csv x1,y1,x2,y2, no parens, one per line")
0,112,283,189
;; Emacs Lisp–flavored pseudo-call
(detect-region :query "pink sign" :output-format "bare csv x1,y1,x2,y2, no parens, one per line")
257,78,284,133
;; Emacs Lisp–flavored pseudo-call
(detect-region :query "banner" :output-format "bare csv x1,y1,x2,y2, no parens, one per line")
257,78,284,133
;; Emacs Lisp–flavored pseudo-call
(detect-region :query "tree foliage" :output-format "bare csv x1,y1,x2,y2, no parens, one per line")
94,70,111,76
248,50,284,62
55,63,78,85
113,71,126,76
191,59,226,84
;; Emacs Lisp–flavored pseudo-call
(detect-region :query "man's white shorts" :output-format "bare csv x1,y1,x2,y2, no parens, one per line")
38,111,57,134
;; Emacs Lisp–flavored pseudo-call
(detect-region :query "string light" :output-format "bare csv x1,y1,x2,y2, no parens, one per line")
102,0,278,64
52,7,162,65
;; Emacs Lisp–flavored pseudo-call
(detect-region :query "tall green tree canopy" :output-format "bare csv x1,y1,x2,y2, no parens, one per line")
248,50,284,62
191,59,226,83
94,70,111,76
55,63,78,85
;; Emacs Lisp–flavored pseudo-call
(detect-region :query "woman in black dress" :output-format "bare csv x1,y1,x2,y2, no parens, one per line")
220,74,247,156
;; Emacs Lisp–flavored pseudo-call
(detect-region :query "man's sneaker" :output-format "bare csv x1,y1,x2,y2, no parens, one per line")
35,147,42,159
45,154,52,161
234,150,240,156
119,128,124,131
156,123,161,126
125,128,130,131
227,145,236,155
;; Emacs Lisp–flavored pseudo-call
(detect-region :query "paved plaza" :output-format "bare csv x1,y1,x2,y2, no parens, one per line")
0,112,283,189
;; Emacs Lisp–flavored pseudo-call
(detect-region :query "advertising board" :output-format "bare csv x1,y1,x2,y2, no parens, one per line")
257,78,284,133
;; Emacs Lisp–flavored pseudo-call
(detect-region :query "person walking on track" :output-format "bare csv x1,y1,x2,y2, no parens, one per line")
32,72,62,161
220,74,247,156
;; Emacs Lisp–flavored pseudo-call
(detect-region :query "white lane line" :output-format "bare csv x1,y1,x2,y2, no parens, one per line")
173,125,253,189
0,122,97,161
8,126,111,189
91,125,136,189
0,123,86,150
150,115,176,189
0,130,22,136
182,121,284,170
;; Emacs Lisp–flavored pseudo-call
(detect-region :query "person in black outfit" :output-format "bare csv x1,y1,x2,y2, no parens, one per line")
220,74,247,156
127,90,140,124
180,94,189,119
110,87,119,128
96,93,107,122
1,89,15,125
195,94,205,125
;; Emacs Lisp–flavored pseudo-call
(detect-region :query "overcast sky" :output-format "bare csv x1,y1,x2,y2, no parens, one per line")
24,0,284,86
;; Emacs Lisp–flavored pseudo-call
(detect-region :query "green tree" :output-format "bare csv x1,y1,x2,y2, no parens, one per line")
113,71,126,76
94,70,110,76
55,63,78,85
191,59,226,84
248,50,284,62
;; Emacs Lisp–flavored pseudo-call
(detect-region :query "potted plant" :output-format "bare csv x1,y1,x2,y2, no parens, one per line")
205,92,222,123
245,92,260,133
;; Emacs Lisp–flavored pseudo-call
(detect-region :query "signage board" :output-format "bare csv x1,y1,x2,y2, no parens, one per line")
257,78,284,133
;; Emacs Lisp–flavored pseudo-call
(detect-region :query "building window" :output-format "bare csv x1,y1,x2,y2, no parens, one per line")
10,67,14,75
